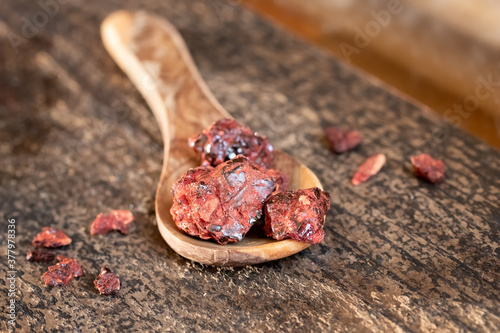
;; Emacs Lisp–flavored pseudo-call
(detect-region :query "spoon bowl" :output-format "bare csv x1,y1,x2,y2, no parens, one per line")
101,11,323,266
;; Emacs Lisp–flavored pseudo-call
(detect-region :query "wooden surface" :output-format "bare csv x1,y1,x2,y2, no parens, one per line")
0,0,499,332
102,11,316,266
242,0,500,149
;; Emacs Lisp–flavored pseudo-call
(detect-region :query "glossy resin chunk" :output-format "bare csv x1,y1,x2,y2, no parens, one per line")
32,227,72,248
188,118,274,169
94,267,121,295
411,153,445,183
42,255,83,287
264,187,330,244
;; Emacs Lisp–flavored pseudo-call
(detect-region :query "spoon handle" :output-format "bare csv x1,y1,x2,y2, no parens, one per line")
101,11,230,170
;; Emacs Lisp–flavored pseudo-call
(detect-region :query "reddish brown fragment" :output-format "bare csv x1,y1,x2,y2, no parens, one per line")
90,210,134,235
42,255,83,287
325,127,362,154
94,267,120,295
171,155,277,244
32,227,72,248
26,250,55,262
267,169,289,194
352,154,386,185
411,154,446,183
188,118,274,169
264,188,330,244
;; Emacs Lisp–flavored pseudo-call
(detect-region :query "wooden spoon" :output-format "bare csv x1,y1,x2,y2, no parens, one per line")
101,10,323,266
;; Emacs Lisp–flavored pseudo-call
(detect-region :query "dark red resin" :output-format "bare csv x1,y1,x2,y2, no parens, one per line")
94,267,121,295
351,154,386,185
264,188,330,244
325,127,362,154
171,155,277,244
26,250,55,262
32,227,72,248
90,210,134,235
42,255,83,287
188,118,274,169
411,154,445,183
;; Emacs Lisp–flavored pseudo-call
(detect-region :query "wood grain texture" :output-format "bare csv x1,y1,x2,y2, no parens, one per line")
101,11,318,266
0,0,499,332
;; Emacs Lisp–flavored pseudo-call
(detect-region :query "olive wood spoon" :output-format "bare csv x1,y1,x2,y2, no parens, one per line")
101,10,323,266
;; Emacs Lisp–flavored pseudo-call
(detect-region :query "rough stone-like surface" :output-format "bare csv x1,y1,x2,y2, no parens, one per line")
31,227,72,248
0,0,499,332
41,256,84,287
94,267,121,295
264,188,330,244
188,118,274,168
325,127,362,154
411,153,446,183
90,210,134,235
171,156,277,244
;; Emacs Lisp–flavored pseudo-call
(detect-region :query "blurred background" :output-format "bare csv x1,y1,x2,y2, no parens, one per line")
241,0,500,148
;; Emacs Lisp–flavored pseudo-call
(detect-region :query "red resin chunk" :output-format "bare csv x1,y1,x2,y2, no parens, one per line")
171,155,277,245
411,153,445,183
352,154,386,185
264,188,330,244
26,250,55,262
42,255,83,287
188,118,274,169
94,267,120,295
325,127,362,154
32,227,72,248
90,210,134,235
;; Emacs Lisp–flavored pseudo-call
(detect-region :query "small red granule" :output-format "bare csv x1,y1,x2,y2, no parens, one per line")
171,155,277,244
264,188,330,244
325,127,362,153
352,154,386,185
32,227,72,248
94,267,120,295
26,250,55,262
188,118,274,169
42,255,83,287
411,153,445,183
90,210,134,235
